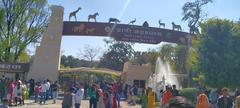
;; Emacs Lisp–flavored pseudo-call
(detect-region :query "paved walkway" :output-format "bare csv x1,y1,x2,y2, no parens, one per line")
10,99,141,108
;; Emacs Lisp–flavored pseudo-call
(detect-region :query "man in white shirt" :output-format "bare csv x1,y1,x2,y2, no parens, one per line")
45,80,51,100
73,84,84,108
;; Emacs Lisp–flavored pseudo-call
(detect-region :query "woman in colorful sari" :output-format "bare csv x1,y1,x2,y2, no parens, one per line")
147,87,155,108
162,86,173,107
113,93,118,108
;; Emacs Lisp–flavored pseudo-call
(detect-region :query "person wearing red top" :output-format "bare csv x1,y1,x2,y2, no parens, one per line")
7,81,15,106
34,82,42,103
162,86,173,107
113,93,118,108
113,82,118,94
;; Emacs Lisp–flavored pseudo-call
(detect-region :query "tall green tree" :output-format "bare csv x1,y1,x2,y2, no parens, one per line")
98,39,134,71
199,19,240,88
180,0,212,84
0,0,49,62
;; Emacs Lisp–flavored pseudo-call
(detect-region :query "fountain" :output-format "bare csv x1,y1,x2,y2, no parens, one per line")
147,57,181,92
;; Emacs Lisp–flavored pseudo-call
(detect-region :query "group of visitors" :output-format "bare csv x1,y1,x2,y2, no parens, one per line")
0,78,27,106
62,81,126,108
126,84,138,105
140,87,156,108
2,75,240,108
194,87,239,108
60,80,180,108
156,85,240,108
139,84,240,108
34,80,60,104
62,83,84,108
0,76,60,107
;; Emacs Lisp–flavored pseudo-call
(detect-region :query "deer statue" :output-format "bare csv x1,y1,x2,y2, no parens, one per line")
172,22,182,31
69,7,81,21
158,20,165,28
128,18,136,25
88,12,99,22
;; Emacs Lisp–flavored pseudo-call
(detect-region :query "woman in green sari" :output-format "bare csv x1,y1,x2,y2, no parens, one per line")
141,88,147,108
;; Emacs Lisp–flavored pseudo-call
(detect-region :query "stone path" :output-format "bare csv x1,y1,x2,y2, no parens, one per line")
10,99,141,108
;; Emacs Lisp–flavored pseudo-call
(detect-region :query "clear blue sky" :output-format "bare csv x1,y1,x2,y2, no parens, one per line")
46,0,240,59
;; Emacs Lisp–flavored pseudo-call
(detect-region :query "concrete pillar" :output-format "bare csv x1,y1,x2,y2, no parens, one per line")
28,5,64,82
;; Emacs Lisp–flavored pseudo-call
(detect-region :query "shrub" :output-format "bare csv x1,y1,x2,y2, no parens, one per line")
179,88,200,103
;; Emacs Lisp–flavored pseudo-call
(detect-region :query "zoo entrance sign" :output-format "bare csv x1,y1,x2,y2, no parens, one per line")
0,62,30,72
62,21,192,45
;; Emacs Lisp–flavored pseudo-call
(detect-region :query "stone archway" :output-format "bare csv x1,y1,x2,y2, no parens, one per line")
27,5,192,82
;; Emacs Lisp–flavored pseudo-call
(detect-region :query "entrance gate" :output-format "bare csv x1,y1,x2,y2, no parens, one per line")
27,5,192,81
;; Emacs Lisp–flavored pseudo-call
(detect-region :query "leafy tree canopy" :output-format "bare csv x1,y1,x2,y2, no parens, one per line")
199,19,240,88
98,39,134,71
0,0,49,62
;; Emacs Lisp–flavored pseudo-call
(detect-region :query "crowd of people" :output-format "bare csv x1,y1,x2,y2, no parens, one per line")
62,81,132,108
61,81,179,108
1,75,240,108
155,85,240,108
0,76,60,107
60,81,181,108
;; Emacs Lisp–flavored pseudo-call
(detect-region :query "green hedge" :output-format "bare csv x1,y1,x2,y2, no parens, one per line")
179,88,200,103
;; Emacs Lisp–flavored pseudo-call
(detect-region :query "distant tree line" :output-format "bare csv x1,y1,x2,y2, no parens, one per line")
60,55,99,68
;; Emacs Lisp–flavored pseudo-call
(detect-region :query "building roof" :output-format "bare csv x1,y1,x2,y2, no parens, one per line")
59,67,121,76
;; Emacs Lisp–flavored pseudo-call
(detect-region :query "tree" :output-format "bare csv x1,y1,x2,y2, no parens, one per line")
199,19,240,88
131,51,150,65
171,45,187,73
157,44,190,74
159,44,175,62
61,55,99,68
183,37,202,86
0,0,49,62
78,44,100,67
98,39,134,71
182,0,212,35
18,49,31,63
146,48,160,73
61,55,80,68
